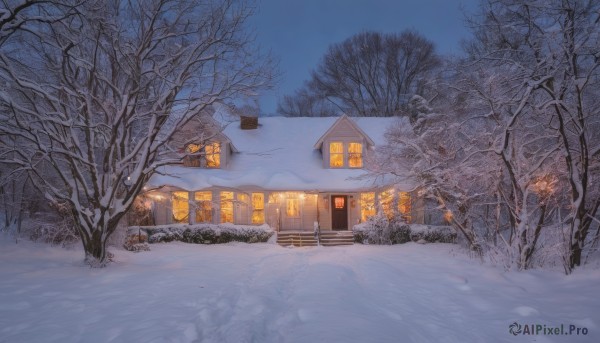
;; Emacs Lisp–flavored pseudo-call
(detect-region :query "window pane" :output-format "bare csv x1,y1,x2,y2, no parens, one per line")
334,197,345,208
206,142,221,168
184,144,202,167
195,191,212,223
220,191,233,223
398,192,411,223
348,142,363,168
172,191,189,223
330,142,344,168
186,144,201,153
330,142,343,153
380,188,394,219
251,193,264,224
360,192,376,222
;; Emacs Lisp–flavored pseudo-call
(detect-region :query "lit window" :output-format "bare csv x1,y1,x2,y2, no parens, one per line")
330,142,344,168
360,192,376,222
172,191,189,223
334,197,345,209
251,193,265,224
380,188,394,219
195,191,212,223
220,191,233,223
186,144,201,153
184,144,202,167
398,192,411,223
286,192,300,217
205,142,221,168
348,142,363,168
184,142,220,168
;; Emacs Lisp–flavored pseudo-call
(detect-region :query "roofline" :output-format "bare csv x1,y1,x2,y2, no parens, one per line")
313,114,376,149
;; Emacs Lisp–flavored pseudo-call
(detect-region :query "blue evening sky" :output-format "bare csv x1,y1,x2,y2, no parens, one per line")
249,0,477,115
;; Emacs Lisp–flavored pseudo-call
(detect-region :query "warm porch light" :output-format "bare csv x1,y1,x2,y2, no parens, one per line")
531,174,557,198
444,210,453,223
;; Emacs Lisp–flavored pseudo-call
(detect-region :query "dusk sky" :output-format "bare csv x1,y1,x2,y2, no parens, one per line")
250,0,478,115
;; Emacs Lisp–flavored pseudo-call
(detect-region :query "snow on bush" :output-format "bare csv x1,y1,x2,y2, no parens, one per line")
353,213,410,245
353,214,456,245
409,224,456,244
133,224,274,245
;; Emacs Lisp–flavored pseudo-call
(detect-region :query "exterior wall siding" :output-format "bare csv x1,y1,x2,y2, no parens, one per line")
150,188,425,228
318,193,332,230
302,194,319,231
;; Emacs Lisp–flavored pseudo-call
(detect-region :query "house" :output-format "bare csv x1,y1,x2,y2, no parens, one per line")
142,113,424,232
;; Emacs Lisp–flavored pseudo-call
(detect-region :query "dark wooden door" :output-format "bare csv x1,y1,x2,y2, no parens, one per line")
331,195,348,230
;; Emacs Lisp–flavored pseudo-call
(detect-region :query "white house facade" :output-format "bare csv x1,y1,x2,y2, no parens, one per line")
142,114,424,232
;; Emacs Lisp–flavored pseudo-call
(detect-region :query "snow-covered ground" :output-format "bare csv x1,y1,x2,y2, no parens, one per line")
1,236,599,343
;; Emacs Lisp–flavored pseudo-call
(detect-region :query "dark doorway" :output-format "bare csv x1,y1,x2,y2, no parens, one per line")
331,195,348,230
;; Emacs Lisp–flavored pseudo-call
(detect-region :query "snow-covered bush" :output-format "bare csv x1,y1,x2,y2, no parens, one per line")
353,215,456,245
136,224,274,245
27,201,79,247
409,224,456,244
29,222,79,247
353,213,410,245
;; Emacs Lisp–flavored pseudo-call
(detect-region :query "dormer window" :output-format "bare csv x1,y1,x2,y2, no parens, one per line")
205,142,220,168
329,141,363,168
348,142,363,168
330,142,344,168
184,142,221,168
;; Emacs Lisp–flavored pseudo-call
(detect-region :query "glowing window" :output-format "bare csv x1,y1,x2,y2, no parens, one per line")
286,192,300,217
251,193,265,224
329,142,344,168
184,144,202,167
220,191,233,223
172,191,189,223
186,144,201,153
237,193,249,204
206,142,221,168
348,142,363,168
195,191,212,223
360,192,376,222
398,192,412,223
380,188,394,219
334,197,345,209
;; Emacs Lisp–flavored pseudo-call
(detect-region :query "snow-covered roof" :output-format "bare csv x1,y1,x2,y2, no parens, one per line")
148,116,413,192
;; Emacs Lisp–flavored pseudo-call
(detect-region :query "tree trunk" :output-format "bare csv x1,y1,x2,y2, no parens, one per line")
80,226,111,267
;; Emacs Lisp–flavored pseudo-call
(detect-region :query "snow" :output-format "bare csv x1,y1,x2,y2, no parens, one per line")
148,116,411,192
1,235,599,342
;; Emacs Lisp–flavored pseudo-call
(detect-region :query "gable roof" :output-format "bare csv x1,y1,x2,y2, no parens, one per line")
148,116,414,192
313,114,375,149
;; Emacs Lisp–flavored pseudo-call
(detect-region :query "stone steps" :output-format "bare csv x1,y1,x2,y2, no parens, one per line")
320,231,355,246
276,230,355,247
277,232,317,247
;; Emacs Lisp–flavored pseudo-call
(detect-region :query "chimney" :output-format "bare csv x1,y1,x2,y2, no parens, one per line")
240,115,258,130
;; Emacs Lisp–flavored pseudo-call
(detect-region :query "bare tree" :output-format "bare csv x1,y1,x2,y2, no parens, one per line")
277,86,338,117
373,0,600,272
464,0,600,272
278,30,442,117
0,0,81,46
0,0,273,266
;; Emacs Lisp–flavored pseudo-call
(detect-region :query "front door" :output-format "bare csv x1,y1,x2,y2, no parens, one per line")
331,195,348,230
